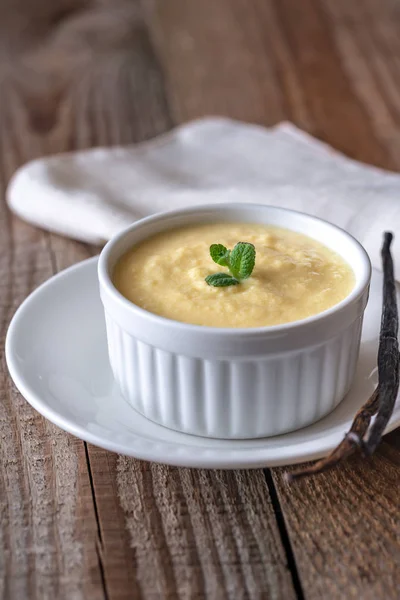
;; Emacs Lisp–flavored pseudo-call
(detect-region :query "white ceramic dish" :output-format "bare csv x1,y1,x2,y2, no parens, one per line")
98,204,371,439
5,258,399,468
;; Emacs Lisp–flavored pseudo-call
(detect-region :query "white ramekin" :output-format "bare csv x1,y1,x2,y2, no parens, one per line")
98,204,371,439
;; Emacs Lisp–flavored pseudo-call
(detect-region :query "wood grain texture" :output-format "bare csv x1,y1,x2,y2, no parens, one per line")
2,0,400,598
273,447,400,599
114,460,295,600
0,213,104,600
0,1,170,598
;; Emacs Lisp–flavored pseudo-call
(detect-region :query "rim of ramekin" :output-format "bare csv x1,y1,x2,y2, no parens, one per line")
98,203,372,338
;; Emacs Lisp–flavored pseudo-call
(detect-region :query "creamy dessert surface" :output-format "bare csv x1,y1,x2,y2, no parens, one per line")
113,222,355,328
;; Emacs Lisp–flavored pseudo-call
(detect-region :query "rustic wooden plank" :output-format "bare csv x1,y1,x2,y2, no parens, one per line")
85,448,142,600
145,0,288,126
321,0,400,166
87,443,297,600
0,16,108,588
146,0,391,166
263,0,393,167
0,213,105,599
0,2,155,598
274,446,400,599
147,1,400,598
114,458,295,600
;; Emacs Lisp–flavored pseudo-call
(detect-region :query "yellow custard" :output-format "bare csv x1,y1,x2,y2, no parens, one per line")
113,223,355,328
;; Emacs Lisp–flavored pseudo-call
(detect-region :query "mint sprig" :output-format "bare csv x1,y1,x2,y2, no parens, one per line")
205,242,256,287
205,273,239,287
210,244,231,266
229,242,256,280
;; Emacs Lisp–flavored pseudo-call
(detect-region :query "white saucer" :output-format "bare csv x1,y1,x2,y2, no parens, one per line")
6,257,400,469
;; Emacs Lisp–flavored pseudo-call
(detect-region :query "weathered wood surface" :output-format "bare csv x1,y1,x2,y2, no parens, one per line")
1,0,400,598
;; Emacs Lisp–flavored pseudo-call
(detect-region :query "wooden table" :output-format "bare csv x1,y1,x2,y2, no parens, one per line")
1,1,400,598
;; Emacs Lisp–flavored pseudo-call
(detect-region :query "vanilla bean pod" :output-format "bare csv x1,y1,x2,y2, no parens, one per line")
363,232,399,455
286,231,399,481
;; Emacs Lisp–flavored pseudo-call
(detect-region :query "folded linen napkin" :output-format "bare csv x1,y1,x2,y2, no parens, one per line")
7,117,400,279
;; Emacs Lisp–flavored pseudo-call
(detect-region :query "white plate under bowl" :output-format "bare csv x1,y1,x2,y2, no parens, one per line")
5,257,400,469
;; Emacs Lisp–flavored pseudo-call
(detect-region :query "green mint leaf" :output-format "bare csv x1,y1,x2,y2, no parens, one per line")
210,244,230,266
205,240,256,287
229,242,256,279
205,273,239,287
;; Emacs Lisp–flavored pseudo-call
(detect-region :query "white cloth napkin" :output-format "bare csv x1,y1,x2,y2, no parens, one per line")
7,117,400,279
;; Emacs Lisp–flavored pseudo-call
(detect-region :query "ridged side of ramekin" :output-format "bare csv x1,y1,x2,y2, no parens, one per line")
105,312,363,439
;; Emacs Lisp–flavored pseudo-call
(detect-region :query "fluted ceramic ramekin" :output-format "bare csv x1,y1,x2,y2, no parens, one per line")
98,204,371,439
